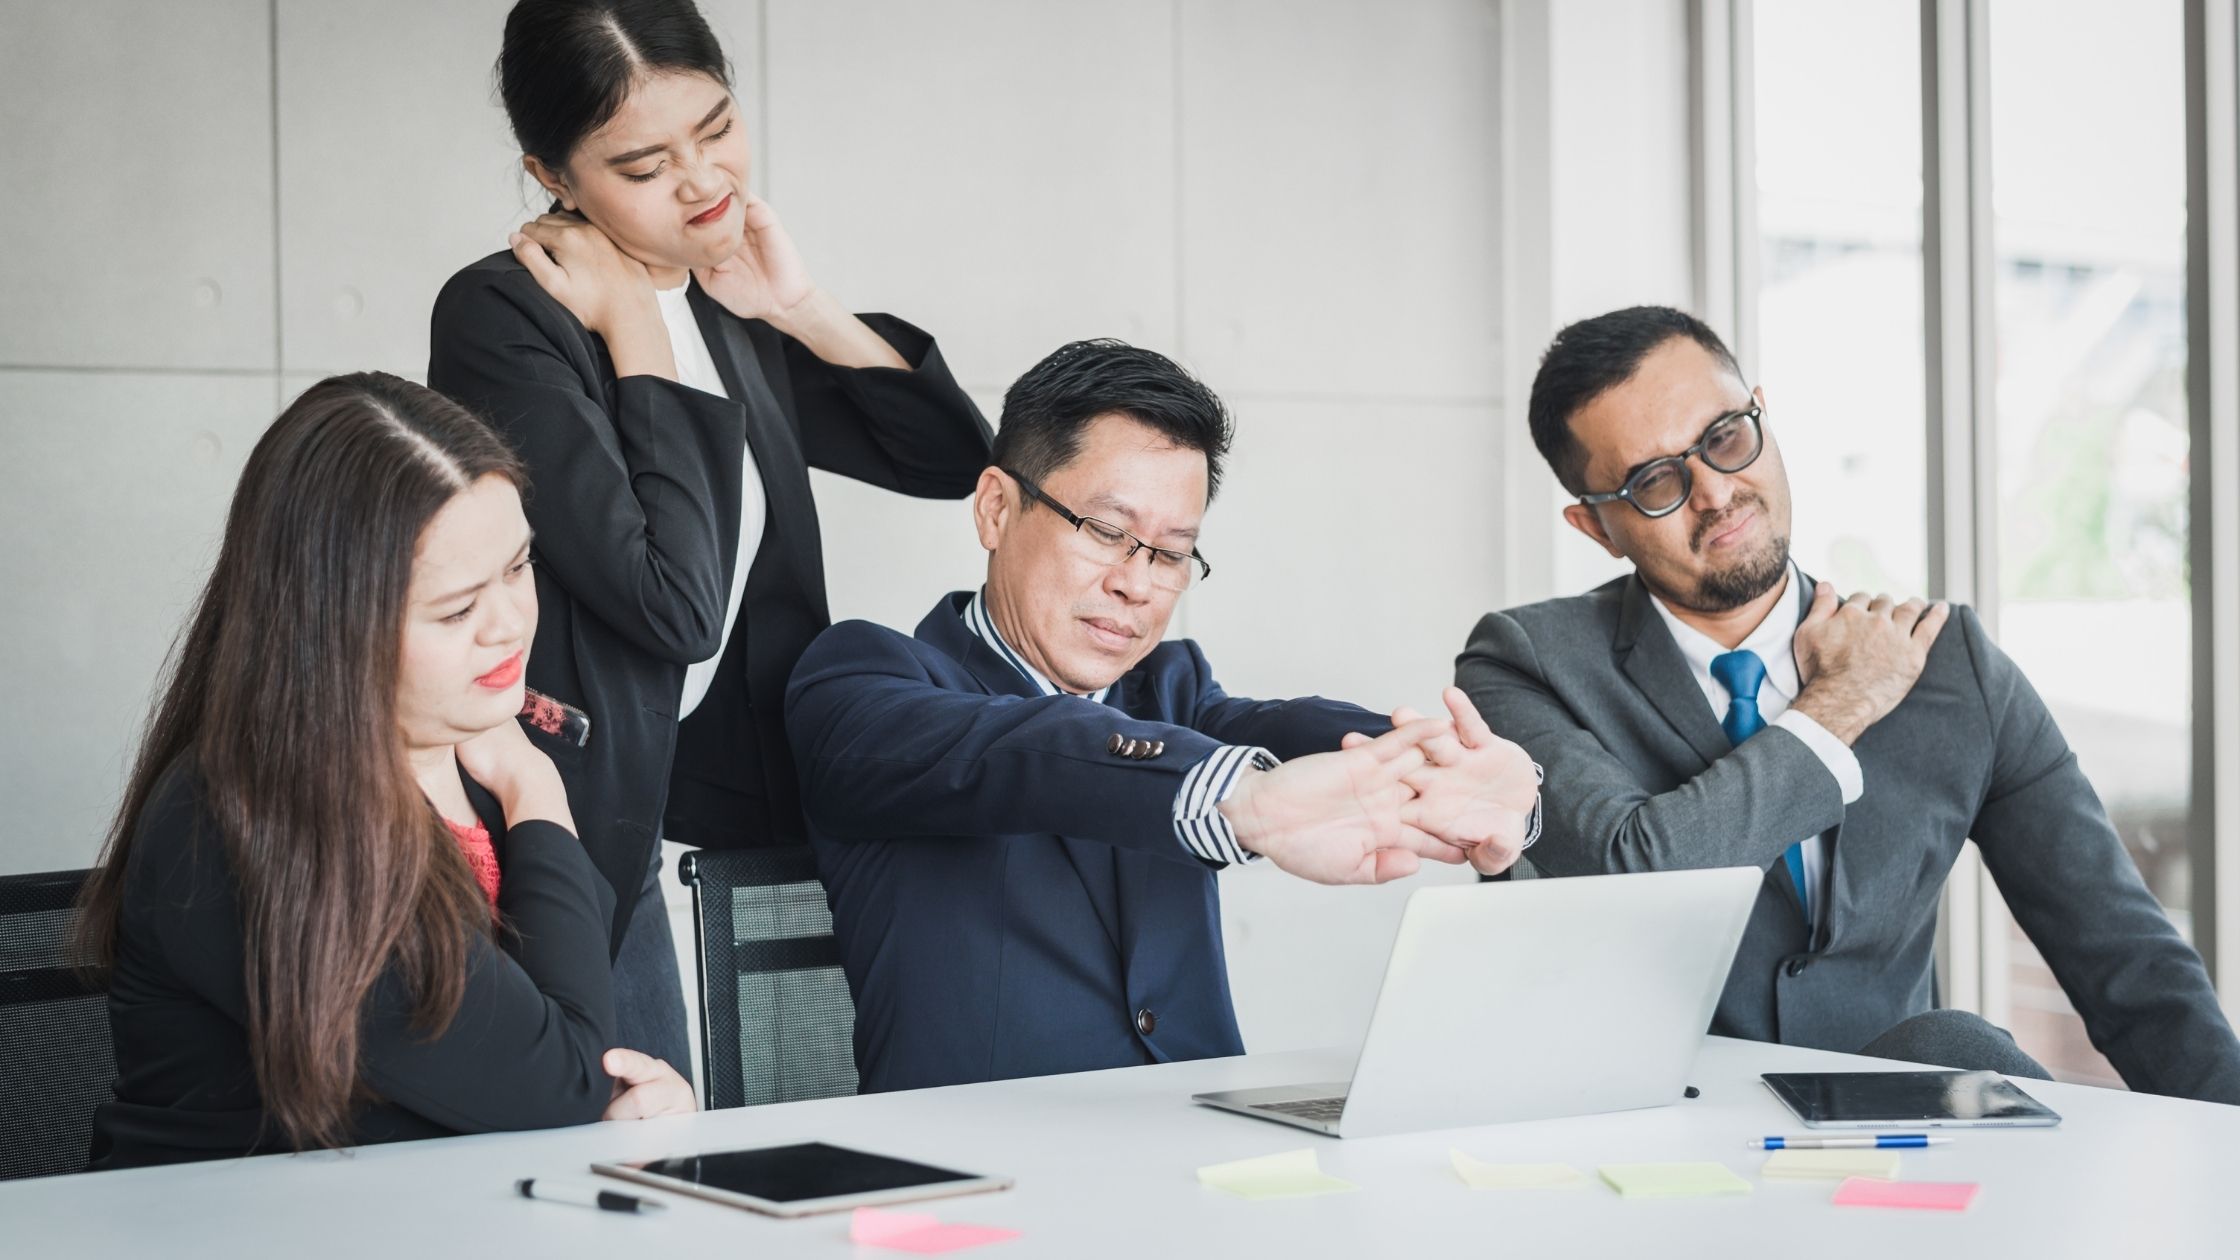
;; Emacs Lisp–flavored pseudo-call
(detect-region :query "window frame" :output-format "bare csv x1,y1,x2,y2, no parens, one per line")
1700,0,2240,1019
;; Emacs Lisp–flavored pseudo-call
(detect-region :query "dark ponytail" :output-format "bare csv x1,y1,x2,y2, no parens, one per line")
498,0,731,172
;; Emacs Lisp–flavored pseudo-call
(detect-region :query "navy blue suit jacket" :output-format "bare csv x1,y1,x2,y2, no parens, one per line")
786,592,1385,1092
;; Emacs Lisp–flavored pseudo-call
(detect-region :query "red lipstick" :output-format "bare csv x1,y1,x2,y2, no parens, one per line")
476,651,525,690
688,192,733,226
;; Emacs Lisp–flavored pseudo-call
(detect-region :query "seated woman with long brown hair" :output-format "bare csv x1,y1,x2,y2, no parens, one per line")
77,372,694,1168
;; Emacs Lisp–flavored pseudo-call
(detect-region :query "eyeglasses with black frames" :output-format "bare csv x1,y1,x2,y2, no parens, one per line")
1575,401,1766,519
1002,468,1213,592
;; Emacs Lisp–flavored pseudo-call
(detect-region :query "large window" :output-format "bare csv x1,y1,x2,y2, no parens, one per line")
1987,0,2192,1086
1752,0,1928,596
1743,0,2223,1087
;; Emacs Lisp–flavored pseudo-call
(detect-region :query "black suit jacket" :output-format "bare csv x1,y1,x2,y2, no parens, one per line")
89,743,616,1169
428,253,991,950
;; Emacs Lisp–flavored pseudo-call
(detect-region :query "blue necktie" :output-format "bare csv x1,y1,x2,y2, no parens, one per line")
1710,650,1812,926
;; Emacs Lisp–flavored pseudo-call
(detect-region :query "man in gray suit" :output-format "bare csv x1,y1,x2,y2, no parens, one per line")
1458,304,2240,1104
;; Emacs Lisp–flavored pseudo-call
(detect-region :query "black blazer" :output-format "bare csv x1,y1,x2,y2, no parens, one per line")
88,747,617,1169
428,253,991,951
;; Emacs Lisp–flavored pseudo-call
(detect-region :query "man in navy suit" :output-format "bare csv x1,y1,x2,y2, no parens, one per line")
786,339,1542,1092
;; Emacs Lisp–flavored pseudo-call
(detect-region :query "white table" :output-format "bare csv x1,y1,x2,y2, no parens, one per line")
7,1036,2236,1258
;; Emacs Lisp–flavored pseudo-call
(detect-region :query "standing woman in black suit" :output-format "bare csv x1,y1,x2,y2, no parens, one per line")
428,0,992,1078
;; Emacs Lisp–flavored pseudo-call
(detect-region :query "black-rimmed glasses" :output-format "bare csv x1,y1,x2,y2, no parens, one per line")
1577,402,1766,518
1002,468,1213,591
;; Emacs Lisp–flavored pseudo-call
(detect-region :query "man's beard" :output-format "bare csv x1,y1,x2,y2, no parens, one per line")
1655,493,1791,613
1692,534,1791,611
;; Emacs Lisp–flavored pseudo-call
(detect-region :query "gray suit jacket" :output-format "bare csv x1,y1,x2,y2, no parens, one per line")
1457,571,2240,1104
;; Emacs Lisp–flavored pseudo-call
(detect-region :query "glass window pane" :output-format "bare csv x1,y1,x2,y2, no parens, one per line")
1752,0,1926,595
1988,0,2190,1088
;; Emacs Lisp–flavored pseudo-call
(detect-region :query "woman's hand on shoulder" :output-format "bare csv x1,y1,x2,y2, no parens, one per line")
454,716,576,835
696,195,905,369
692,194,818,324
509,213,660,341
601,1047,698,1120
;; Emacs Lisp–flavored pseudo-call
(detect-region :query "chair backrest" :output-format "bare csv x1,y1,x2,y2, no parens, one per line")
679,847,857,1110
0,869,112,1181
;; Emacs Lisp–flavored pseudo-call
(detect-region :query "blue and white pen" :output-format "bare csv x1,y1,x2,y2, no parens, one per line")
1751,1135,1953,1150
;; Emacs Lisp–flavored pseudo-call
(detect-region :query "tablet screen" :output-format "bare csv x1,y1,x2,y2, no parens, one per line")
620,1142,983,1204
1762,1070,2062,1127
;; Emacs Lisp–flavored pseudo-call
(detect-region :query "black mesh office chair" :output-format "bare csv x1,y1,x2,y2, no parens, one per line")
679,846,857,1109
0,869,113,1180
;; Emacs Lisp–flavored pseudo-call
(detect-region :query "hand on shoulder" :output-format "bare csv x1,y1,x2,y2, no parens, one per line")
455,717,576,834
1791,581,1950,744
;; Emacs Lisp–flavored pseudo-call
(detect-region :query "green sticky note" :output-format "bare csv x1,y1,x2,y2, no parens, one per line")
1198,1148,1358,1200
1450,1150,1585,1189
1761,1149,1902,1181
1598,1162,1754,1198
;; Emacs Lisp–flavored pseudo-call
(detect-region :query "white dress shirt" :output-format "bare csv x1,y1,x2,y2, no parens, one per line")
1647,563,1863,928
657,281,768,721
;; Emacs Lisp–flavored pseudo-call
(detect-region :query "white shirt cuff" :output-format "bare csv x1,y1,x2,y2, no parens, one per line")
1773,709,1863,805
1173,745,1279,866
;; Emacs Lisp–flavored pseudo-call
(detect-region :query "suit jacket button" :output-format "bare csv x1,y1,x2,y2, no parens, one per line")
1146,740,1165,758
1785,957,1811,978
1135,1007,1157,1036
1108,733,1128,755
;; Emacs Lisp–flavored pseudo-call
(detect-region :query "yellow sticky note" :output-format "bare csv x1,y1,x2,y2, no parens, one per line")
1761,1149,1902,1181
1450,1150,1585,1190
1197,1148,1358,1200
1598,1162,1754,1198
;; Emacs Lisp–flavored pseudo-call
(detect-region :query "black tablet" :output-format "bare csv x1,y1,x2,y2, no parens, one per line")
1761,1070,2063,1129
592,1141,1012,1218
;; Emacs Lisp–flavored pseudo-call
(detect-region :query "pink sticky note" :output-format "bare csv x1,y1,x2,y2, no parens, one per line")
852,1209,942,1245
850,1207,1021,1254
1831,1177,1980,1212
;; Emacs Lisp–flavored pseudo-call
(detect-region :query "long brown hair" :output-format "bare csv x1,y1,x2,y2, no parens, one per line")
77,372,529,1151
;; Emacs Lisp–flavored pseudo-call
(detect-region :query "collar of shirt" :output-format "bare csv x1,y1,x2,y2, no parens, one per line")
962,588,1113,704
1647,561,1803,704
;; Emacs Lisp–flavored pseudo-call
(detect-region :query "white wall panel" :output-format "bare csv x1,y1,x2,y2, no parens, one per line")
0,1,276,371
812,391,997,635
275,0,766,377
1184,397,1504,713
762,0,1178,391
1547,0,1694,326
0,371,278,873
1179,0,1503,400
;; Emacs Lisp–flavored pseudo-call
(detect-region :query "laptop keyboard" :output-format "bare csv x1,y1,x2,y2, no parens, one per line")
1257,1096,1348,1123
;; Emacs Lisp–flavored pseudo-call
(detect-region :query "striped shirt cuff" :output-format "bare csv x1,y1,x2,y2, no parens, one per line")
1174,745,1279,866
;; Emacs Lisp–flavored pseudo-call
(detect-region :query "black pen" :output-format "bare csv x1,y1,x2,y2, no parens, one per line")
515,1178,666,1214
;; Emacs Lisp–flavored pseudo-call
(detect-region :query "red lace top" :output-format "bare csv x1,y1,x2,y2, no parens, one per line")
443,817,501,913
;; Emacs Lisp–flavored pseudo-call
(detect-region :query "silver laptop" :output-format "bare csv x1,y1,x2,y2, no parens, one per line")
1193,867,1761,1139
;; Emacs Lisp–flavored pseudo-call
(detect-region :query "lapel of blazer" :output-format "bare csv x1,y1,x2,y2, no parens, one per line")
1615,570,1826,933
685,282,801,513
920,594,1128,961
1613,574,1733,768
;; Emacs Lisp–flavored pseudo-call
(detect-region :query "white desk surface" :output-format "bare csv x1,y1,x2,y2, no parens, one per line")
7,1036,2236,1258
